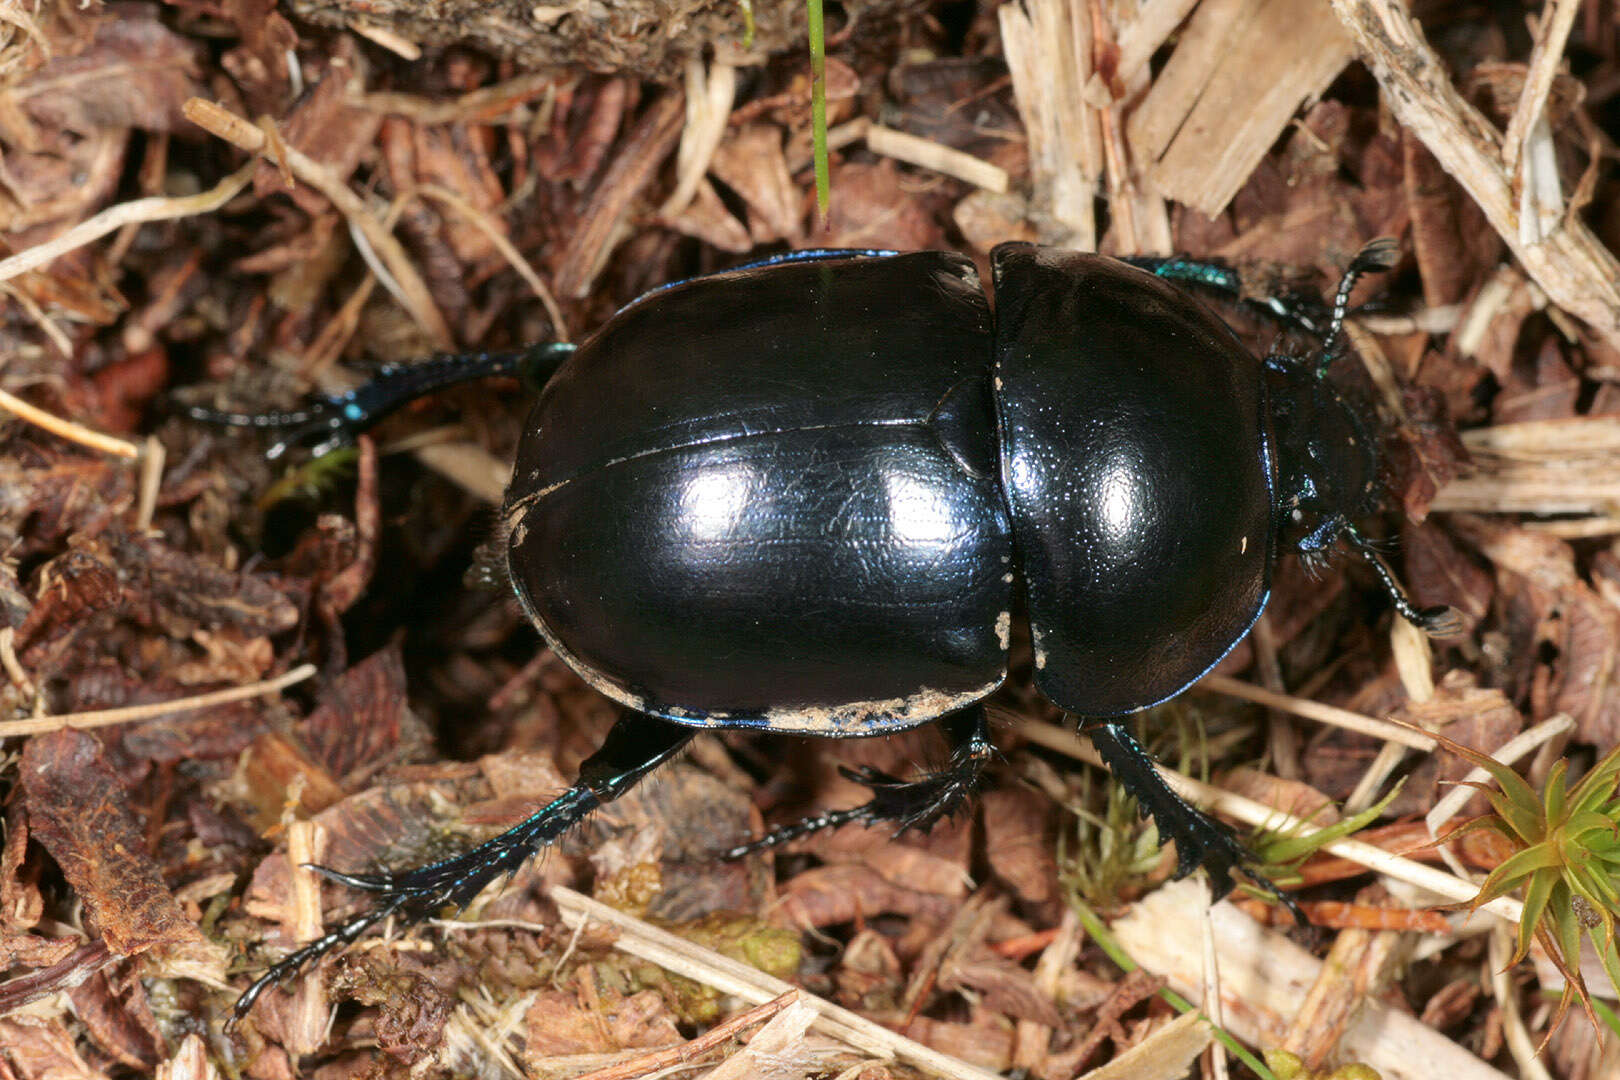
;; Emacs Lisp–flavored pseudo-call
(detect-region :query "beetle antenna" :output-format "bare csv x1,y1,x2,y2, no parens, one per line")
1317,238,1399,375
1344,525,1462,636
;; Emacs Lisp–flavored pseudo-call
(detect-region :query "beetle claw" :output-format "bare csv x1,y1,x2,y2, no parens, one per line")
301,863,399,892
1418,605,1465,638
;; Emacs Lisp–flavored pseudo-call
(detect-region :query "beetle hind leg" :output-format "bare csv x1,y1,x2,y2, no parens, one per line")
231,710,691,1023
1085,721,1304,922
724,705,993,858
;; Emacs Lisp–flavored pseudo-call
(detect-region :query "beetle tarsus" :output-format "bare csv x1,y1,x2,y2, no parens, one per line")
724,705,993,857
1345,526,1462,637
230,710,689,1022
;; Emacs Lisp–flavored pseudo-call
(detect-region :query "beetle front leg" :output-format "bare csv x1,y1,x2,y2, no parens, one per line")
1084,721,1302,920
232,709,691,1022
724,704,993,857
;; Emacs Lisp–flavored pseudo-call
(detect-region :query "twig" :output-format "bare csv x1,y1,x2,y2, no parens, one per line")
135,435,165,532
550,886,1004,1080
865,125,1009,194
1327,0,1620,351
183,98,453,348
361,70,560,125
0,387,141,458
347,20,421,60
1014,718,1525,923
0,664,317,736
0,163,255,284
1198,674,1434,751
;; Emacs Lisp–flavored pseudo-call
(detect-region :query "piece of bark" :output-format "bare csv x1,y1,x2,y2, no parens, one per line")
284,0,903,81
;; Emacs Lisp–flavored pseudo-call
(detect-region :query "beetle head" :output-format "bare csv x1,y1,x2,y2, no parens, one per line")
1264,358,1379,558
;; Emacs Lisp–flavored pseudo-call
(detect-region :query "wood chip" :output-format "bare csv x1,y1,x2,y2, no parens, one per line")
1133,0,1355,216
1113,881,1513,1080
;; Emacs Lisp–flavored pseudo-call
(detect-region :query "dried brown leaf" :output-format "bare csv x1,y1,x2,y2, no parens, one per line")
302,644,409,785
981,787,1058,911
67,968,164,1068
9,5,205,137
20,730,212,961
777,863,960,929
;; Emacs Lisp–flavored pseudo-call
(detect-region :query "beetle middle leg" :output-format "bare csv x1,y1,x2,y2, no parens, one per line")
233,709,691,1021
1085,721,1303,921
724,704,994,857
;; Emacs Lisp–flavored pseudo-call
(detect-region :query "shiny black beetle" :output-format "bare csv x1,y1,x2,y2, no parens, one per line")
198,240,1455,1018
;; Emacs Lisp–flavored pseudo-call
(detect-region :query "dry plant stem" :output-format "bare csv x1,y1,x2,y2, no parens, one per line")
363,70,560,125
1437,417,1620,515
135,435,164,532
1461,415,1620,455
1487,927,1555,1080
1199,674,1434,751
0,387,140,458
1014,718,1526,923
410,442,510,505
567,991,802,1080
1328,0,1620,351
0,627,33,695
346,20,421,60
0,163,255,283
182,98,453,349
1344,617,1435,814
550,886,1005,1080
0,281,73,356
865,125,1010,193
1250,614,1302,781
0,664,317,736
661,58,737,217
555,93,686,300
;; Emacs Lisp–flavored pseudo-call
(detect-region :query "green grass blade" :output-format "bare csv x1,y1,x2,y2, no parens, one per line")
806,0,829,218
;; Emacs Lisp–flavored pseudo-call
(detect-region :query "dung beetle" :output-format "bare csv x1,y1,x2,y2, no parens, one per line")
195,240,1457,1019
